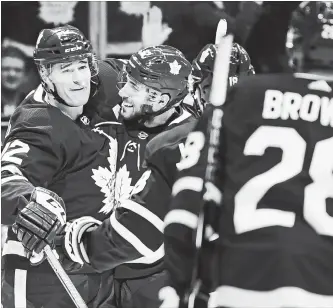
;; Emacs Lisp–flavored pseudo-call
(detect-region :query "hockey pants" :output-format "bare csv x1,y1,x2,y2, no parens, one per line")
1,267,103,308
108,270,168,308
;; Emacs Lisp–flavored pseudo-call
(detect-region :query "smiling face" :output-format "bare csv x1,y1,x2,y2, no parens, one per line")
48,58,91,106
1,56,26,91
118,74,163,120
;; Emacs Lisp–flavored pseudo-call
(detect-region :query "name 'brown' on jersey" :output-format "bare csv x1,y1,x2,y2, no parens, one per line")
165,72,333,306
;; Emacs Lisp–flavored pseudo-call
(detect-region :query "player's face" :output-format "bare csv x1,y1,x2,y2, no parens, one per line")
198,76,212,107
1,56,26,91
118,75,162,120
49,58,91,106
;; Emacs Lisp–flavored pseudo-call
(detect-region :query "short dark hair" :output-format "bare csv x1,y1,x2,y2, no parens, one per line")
2,45,28,68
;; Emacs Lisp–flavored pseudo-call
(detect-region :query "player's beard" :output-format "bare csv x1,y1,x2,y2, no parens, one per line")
120,100,156,125
121,103,137,120
120,99,143,120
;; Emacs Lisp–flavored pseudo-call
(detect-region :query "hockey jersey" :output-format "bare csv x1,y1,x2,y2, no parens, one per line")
165,73,333,307
85,115,197,279
1,57,191,274
1,58,122,227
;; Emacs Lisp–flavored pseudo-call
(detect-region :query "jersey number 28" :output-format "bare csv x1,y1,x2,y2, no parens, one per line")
234,126,333,237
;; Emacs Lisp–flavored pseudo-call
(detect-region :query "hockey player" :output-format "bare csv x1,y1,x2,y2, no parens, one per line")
163,1,333,307
7,28,193,308
0,25,133,308
1,25,117,308
69,42,255,308
184,41,254,118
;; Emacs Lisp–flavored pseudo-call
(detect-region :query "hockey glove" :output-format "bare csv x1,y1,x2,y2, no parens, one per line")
12,187,66,260
63,216,102,268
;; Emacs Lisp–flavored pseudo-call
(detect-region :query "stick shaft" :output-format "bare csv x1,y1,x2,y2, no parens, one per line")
44,245,88,308
188,34,234,308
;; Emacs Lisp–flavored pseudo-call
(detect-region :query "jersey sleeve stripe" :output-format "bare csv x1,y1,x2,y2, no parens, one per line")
126,244,164,264
1,175,30,185
110,211,154,256
164,209,219,241
1,164,25,176
164,209,198,229
172,176,203,196
121,199,164,232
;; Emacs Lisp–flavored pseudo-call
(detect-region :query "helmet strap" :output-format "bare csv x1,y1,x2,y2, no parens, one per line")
50,86,74,107
137,92,188,125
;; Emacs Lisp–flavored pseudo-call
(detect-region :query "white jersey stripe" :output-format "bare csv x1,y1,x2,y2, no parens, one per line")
209,286,333,308
164,209,198,230
126,244,164,264
110,199,165,263
164,209,218,241
110,212,153,257
1,175,29,185
1,164,24,176
14,269,27,308
172,176,203,196
2,240,26,257
120,199,164,232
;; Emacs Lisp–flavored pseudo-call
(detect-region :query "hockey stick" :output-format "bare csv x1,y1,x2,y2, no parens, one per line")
43,245,88,308
186,30,234,308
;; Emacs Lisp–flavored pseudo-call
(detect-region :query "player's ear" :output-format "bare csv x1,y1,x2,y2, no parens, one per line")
159,93,171,107
39,66,55,91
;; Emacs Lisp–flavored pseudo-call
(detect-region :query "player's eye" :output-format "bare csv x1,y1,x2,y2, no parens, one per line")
149,91,158,99
79,65,89,70
130,81,140,91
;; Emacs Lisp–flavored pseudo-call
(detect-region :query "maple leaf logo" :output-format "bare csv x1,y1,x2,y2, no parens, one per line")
92,136,134,215
114,165,134,208
169,60,181,75
92,166,114,214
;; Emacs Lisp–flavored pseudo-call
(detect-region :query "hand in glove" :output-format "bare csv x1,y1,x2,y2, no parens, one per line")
12,187,66,261
60,216,101,271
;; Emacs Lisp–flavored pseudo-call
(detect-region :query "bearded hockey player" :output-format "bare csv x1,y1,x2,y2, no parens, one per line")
163,2,333,308
184,41,254,118
87,42,255,308
9,36,193,307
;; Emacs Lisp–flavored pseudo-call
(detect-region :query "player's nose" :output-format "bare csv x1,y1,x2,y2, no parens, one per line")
72,68,86,85
118,82,131,98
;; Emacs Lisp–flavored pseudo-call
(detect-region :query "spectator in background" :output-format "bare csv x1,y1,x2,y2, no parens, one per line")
1,46,29,118
1,46,31,142
245,2,301,73
154,1,263,61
